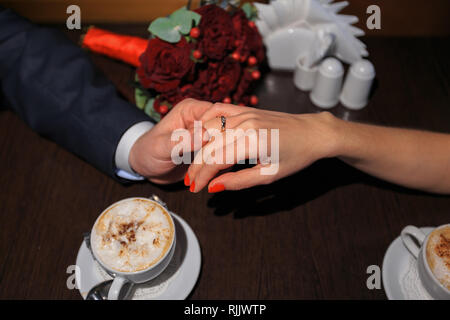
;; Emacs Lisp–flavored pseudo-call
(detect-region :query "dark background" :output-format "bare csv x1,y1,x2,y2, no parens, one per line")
0,1,449,299
1,0,449,36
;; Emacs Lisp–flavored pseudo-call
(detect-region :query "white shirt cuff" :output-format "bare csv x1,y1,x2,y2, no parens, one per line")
115,121,154,179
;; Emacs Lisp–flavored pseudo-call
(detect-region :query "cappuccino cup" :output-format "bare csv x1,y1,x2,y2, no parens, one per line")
401,224,450,299
90,197,176,300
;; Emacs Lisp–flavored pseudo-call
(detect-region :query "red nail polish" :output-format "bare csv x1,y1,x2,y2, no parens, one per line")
184,174,190,186
208,183,225,193
189,181,196,192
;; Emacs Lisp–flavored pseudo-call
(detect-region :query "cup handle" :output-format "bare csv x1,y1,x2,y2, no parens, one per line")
108,276,129,300
401,225,426,259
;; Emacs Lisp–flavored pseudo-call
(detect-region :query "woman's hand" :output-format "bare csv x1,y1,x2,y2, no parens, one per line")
185,103,339,192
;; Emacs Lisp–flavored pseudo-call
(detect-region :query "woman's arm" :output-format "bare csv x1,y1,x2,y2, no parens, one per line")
333,117,450,194
185,103,450,194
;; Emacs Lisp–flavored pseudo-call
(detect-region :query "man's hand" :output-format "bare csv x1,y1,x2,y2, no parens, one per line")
129,98,212,184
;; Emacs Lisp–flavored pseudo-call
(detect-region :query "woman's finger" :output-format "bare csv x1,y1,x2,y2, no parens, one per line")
186,132,230,192
207,165,276,192
202,112,257,139
187,133,260,192
200,103,255,122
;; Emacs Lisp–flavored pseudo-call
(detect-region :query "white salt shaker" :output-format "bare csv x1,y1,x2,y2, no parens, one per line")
310,57,344,109
340,59,375,110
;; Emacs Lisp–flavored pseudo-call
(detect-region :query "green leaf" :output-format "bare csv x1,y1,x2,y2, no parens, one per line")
241,3,258,20
189,10,201,26
144,98,154,114
135,87,148,110
148,7,201,42
148,17,181,43
144,98,161,122
170,7,202,35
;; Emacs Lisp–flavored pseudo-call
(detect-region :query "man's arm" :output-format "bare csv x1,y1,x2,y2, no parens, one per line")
0,8,151,178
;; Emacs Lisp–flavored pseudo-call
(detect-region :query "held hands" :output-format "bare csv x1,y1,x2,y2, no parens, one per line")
129,97,338,191
129,98,212,184
185,103,339,193
129,97,450,194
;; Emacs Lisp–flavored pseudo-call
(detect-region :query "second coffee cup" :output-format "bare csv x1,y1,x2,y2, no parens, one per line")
401,224,450,299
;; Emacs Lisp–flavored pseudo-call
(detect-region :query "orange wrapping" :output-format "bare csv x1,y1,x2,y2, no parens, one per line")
81,27,148,67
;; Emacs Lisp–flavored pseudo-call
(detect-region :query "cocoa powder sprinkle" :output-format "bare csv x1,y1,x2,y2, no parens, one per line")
435,234,450,268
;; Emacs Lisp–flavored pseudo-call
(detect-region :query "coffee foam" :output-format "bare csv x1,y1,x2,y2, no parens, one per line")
92,199,174,273
426,226,450,290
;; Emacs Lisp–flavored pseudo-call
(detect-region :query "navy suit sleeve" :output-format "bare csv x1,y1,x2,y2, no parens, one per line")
0,8,151,178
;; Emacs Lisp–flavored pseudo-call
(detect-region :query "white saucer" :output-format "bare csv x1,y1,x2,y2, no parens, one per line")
75,212,201,300
382,227,434,300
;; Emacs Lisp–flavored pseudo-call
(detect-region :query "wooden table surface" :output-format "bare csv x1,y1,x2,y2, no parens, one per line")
0,25,449,299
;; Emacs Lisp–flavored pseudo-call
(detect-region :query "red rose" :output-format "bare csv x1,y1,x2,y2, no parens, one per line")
157,88,185,107
232,9,265,63
233,68,254,102
137,37,193,92
195,5,235,60
191,57,241,102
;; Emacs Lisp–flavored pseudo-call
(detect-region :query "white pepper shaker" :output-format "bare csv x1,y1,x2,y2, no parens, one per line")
340,59,375,110
310,57,344,109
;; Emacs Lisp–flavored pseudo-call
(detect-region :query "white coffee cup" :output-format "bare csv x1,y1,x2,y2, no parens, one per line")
401,224,450,299
90,197,176,300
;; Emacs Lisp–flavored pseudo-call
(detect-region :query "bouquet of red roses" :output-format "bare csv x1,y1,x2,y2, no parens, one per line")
82,1,264,122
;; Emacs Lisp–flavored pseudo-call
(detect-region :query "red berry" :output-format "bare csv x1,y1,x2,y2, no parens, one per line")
159,104,169,114
181,84,192,93
223,97,232,104
153,99,160,112
251,70,261,80
231,51,240,61
238,103,246,106
248,56,257,66
193,50,202,59
190,27,200,38
248,21,256,28
250,95,258,105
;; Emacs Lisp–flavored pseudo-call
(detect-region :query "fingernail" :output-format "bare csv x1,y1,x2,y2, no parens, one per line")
203,129,210,142
208,183,225,193
189,181,196,192
184,174,190,186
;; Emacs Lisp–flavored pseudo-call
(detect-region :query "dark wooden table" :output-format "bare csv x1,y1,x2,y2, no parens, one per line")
0,24,449,299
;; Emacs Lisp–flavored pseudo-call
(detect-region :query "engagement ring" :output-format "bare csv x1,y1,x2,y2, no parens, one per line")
220,116,226,132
